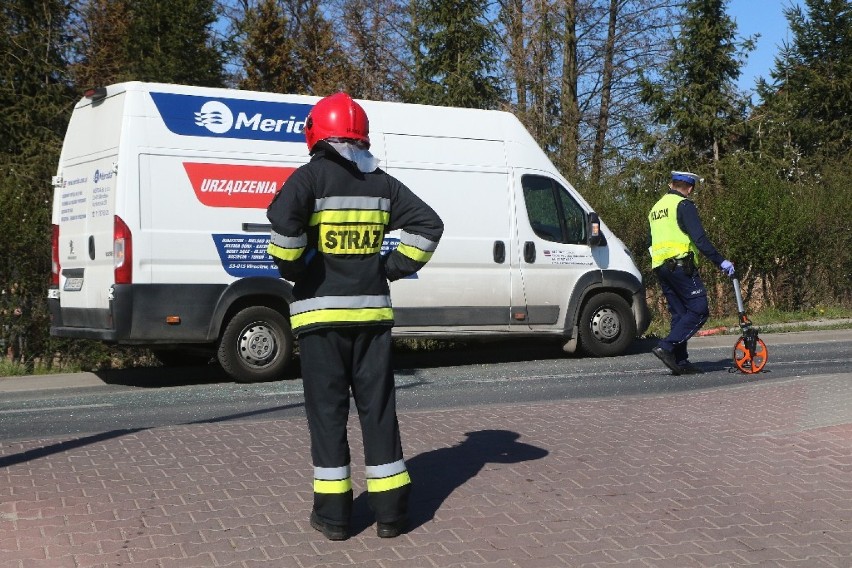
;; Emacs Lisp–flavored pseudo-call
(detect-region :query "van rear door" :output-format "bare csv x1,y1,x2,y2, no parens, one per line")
53,92,124,326
56,158,119,317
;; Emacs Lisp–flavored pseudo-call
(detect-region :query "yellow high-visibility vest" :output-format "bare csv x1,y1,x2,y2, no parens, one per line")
648,193,699,268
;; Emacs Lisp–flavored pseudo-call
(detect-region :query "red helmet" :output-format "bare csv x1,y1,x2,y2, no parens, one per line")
304,92,370,151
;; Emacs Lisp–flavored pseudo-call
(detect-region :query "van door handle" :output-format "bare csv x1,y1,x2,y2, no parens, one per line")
493,241,505,264
524,241,536,263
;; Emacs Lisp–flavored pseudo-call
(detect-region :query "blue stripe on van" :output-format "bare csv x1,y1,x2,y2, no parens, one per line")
150,92,311,143
211,234,418,279
212,234,279,278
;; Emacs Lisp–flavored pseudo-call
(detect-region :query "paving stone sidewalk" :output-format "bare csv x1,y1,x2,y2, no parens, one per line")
2,374,851,568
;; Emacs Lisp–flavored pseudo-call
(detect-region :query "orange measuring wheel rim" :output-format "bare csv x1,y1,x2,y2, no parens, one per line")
733,336,768,374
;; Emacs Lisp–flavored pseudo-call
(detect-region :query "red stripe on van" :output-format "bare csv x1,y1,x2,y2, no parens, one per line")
183,163,295,209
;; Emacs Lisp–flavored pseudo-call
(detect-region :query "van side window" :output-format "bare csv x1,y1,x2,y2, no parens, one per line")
522,175,586,244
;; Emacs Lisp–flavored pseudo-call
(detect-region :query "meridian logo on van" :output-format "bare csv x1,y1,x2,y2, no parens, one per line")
195,101,234,134
150,92,312,142
93,169,113,183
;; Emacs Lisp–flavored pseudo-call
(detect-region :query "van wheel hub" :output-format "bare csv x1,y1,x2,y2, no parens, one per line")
590,307,620,342
238,323,276,366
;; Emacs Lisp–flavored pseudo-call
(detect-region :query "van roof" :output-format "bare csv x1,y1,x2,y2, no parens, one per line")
86,81,531,144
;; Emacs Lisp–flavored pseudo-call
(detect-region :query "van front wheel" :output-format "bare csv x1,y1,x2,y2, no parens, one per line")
217,306,293,383
577,292,635,357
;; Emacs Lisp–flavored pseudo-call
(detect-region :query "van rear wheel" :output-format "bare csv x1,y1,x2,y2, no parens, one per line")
217,306,293,383
577,292,635,357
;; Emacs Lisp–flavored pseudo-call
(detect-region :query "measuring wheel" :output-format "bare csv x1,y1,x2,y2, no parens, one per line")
730,276,768,375
732,334,768,374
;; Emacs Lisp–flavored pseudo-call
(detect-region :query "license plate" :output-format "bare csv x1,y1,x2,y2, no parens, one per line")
64,277,84,291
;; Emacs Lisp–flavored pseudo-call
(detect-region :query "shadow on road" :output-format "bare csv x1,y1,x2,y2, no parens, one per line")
95,363,231,387
0,398,309,468
90,336,664,388
393,336,663,370
94,358,303,388
349,429,549,536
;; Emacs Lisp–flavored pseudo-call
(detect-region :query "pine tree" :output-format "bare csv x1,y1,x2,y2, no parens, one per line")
0,0,76,365
749,0,852,305
238,0,298,92
756,0,852,163
69,0,132,88
70,0,226,88
406,0,503,108
637,0,751,181
121,0,226,87
293,0,349,95
333,0,408,100
236,0,347,96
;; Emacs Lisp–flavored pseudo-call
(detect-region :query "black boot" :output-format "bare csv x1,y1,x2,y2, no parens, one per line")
652,347,683,375
377,518,408,538
310,512,349,541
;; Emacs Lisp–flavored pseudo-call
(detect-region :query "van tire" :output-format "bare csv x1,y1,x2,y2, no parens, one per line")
217,306,293,383
577,292,635,357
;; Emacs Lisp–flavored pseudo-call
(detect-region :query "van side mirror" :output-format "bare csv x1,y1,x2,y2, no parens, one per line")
587,212,607,247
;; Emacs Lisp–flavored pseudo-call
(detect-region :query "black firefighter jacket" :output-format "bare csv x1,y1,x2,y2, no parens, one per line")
266,142,444,336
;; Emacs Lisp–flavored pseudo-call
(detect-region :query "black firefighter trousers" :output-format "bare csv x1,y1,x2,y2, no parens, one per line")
298,326,411,528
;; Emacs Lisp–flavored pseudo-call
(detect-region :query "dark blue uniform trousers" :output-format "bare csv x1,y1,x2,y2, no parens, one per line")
654,264,709,363
298,326,410,527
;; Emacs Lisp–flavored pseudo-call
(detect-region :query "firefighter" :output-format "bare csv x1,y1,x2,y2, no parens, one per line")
648,171,734,375
266,92,443,540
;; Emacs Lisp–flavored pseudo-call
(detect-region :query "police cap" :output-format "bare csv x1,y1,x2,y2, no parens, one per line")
671,171,703,186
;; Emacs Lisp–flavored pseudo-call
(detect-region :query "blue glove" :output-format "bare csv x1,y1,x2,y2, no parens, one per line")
720,260,734,277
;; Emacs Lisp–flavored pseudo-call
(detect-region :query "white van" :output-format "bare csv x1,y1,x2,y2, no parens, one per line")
49,82,650,382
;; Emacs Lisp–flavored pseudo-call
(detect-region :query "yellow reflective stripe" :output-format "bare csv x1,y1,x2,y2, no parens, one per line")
396,243,433,263
319,223,384,254
366,471,411,493
314,478,352,494
291,307,394,330
649,241,690,264
267,242,304,261
310,210,390,226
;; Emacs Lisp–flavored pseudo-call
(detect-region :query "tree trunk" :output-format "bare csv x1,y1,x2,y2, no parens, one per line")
503,0,528,114
559,0,579,177
591,0,618,185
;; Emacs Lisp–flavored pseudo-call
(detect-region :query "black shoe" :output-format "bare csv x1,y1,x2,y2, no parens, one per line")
377,518,408,538
652,347,683,375
678,361,705,374
310,512,349,541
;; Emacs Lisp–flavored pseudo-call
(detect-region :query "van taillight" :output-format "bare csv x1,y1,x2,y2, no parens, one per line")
114,215,132,284
51,224,60,286
84,87,107,101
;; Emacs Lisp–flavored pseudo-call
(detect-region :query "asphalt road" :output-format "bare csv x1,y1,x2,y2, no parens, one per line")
1,329,850,443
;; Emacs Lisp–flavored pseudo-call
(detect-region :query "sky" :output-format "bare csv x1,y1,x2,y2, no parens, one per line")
726,0,798,96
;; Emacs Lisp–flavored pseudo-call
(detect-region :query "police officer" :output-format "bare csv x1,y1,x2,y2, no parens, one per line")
648,171,734,375
266,93,443,540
